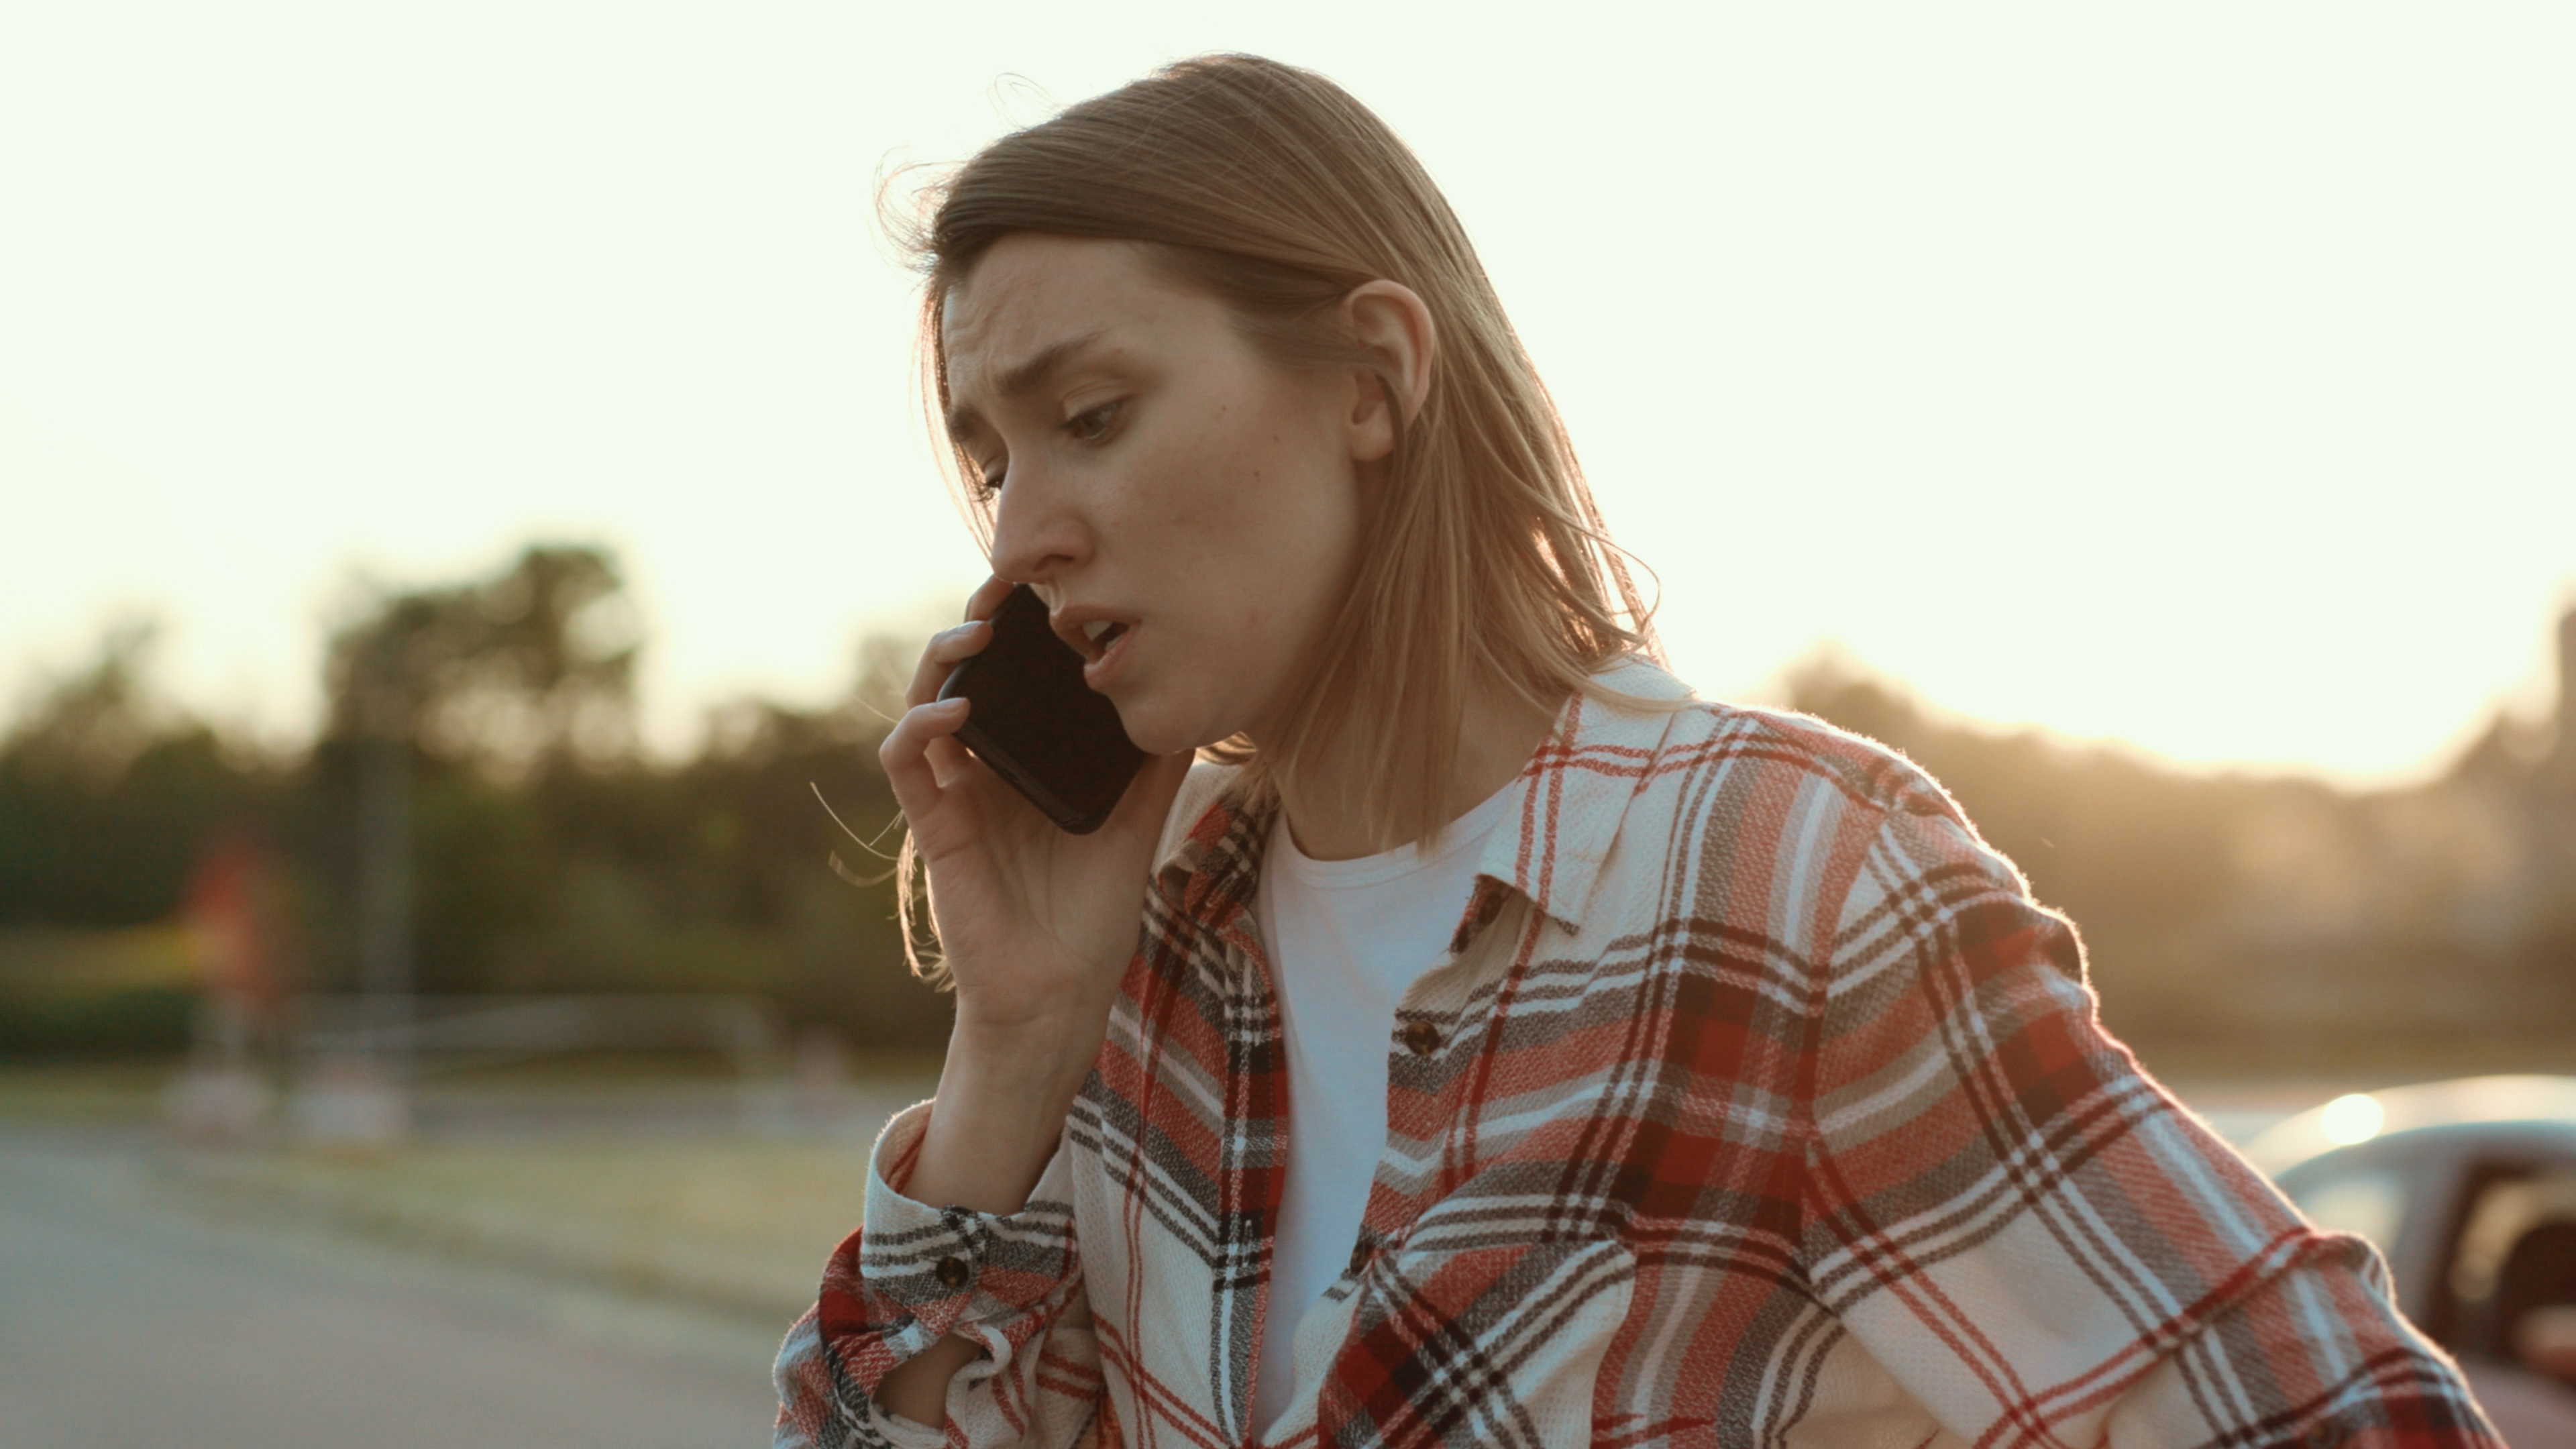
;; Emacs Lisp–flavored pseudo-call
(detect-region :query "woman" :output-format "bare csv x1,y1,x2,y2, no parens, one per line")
776,56,2498,1449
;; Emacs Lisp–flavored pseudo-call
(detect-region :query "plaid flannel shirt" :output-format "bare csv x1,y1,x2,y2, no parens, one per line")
775,659,2500,1449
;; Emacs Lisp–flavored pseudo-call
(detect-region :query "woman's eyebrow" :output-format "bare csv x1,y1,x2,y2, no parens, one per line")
945,329,1110,437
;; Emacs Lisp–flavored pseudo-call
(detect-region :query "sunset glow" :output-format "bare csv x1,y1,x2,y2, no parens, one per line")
4,5,2569,782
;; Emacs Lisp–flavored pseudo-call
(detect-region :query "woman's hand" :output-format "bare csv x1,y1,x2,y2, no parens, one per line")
879,576,1193,1038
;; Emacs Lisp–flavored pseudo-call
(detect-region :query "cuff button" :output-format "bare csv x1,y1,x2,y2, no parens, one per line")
934,1255,971,1290
1401,1021,1442,1057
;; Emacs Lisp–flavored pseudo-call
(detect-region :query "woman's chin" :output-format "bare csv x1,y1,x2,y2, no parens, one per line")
1112,697,1226,759
1123,720,1204,757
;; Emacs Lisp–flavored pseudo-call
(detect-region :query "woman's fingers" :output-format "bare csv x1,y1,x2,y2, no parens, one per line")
964,574,1016,623
923,732,975,791
903,578,1019,709
880,696,971,826
906,619,995,709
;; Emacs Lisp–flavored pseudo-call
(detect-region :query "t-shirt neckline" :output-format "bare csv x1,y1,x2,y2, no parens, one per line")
1269,775,1520,892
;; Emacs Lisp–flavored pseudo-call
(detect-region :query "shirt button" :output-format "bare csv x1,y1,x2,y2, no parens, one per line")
1347,1236,1373,1276
2298,1419,2345,1449
934,1255,971,1290
1401,1021,1442,1057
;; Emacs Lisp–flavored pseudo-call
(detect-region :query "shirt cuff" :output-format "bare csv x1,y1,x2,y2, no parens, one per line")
857,1098,1081,1345
859,1399,949,1449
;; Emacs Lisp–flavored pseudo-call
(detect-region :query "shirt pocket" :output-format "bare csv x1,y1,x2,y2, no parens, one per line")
1278,1235,1637,1448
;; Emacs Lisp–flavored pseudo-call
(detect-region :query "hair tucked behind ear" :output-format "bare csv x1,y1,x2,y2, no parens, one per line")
886,55,1663,981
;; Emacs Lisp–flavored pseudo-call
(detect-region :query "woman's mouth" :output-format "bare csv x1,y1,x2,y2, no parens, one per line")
1079,619,1130,656
1055,606,1141,688
1080,620,1136,689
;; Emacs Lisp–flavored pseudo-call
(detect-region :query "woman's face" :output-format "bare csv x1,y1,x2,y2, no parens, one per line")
941,235,1375,755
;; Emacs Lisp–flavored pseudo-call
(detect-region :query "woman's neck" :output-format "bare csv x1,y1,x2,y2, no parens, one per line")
1269,677,1556,863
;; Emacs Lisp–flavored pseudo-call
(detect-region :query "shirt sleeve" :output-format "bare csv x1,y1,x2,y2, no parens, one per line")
772,1099,1110,1449
1799,777,2501,1449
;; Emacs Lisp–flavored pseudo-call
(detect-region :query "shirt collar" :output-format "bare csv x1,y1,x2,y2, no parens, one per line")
1152,655,1695,938
1152,766,1274,957
1474,655,1694,930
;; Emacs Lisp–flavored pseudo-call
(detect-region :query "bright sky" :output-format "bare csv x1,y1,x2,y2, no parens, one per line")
3,3,2570,785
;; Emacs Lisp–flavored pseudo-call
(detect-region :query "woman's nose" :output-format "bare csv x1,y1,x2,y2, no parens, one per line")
985,469,1093,586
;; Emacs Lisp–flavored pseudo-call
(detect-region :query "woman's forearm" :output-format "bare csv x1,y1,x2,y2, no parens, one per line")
908,1004,1115,1212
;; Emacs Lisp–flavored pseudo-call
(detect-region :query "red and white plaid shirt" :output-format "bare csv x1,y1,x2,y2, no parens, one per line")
775,659,2500,1449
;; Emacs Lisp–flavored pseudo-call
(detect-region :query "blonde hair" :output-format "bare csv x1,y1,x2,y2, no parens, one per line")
896,53,1657,865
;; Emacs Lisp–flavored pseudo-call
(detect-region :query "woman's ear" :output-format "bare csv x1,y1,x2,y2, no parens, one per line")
1340,280,1436,465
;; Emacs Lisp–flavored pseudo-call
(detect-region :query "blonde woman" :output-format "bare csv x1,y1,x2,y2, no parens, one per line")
776,56,2496,1449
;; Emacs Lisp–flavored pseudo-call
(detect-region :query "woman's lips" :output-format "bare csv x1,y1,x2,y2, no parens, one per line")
1083,622,1136,690
1077,618,1128,656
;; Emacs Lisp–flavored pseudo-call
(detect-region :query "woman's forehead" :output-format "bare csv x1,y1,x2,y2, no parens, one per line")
946,238,1146,340
941,237,1204,395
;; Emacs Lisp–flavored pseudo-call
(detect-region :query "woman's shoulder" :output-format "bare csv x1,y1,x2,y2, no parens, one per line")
1611,675,2068,977
1676,696,2015,879
1596,658,1958,826
1627,666,2039,885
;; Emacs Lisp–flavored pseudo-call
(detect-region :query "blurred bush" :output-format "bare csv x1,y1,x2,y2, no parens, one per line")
0,926,196,1056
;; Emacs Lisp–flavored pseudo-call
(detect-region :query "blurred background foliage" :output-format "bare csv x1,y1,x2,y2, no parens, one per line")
0,543,945,1059
2,540,2570,1072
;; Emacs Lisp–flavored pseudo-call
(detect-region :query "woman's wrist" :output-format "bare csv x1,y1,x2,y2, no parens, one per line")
902,1004,1111,1216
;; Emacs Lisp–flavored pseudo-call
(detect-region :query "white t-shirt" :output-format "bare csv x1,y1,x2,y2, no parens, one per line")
1248,782,1517,1432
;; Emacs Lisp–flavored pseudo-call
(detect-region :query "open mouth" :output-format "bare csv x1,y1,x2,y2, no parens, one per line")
1078,619,1130,661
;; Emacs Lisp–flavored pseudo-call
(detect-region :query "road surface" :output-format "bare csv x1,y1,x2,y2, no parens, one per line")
0,1079,2313,1448
0,1127,784,1449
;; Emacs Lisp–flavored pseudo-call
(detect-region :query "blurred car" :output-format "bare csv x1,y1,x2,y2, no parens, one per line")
2247,1075,2576,1443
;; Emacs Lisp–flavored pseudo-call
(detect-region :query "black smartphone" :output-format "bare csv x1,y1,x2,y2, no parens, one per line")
936,584,1146,835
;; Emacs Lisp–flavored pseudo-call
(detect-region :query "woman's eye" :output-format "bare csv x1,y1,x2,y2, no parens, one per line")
976,464,1006,496
1065,402,1120,443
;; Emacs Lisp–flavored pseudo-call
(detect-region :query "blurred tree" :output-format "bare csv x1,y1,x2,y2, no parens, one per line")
324,544,639,776
313,544,640,997
0,621,284,928
3,618,164,786
0,623,292,1055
